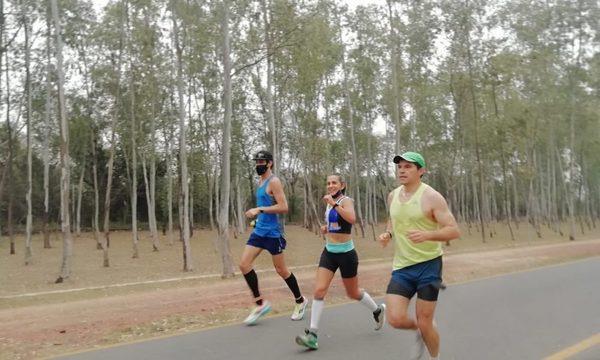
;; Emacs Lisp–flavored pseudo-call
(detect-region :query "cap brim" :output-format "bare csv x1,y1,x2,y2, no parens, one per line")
393,155,404,164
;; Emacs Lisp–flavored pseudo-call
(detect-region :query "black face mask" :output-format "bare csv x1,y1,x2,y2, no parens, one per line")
256,165,268,176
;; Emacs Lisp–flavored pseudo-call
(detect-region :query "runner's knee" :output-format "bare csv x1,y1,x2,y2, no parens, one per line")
239,261,252,274
313,286,328,299
388,314,413,329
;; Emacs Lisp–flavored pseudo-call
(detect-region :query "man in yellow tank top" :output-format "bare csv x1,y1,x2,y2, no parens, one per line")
378,152,460,360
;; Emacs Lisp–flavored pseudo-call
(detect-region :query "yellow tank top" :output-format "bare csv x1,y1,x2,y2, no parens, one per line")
389,183,442,270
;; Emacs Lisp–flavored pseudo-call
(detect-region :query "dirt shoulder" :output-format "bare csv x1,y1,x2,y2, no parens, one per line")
1,239,599,360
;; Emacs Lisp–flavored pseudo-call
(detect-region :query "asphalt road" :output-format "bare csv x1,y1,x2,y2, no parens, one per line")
58,258,600,360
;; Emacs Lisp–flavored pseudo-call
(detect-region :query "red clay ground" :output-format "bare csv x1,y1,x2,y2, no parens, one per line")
1,226,600,359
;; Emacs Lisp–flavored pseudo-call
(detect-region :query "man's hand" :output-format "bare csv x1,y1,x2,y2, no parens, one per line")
407,229,430,243
377,232,392,248
245,208,261,219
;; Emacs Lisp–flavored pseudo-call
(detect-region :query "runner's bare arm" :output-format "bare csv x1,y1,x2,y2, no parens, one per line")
264,176,288,214
409,190,460,243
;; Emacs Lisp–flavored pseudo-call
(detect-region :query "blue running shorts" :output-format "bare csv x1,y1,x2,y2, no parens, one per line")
246,232,287,255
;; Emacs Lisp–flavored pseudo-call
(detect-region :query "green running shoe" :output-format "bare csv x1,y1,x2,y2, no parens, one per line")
295,328,318,350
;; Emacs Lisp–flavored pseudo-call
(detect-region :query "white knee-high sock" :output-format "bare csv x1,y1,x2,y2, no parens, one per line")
359,291,378,312
310,299,324,331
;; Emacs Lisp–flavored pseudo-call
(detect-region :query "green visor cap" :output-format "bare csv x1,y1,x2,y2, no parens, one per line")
393,152,426,168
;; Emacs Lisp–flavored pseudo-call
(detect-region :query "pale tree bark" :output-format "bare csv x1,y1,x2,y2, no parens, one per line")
23,0,33,264
142,155,159,251
43,3,52,249
4,23,15,255
91,136,101,248
102,4,125,267
171,1,192,271
51,0,73,282
203,91,215,231
163,126,174,245
75,162,85,237
126,3,139,259
217,0,235,277
147,7,159,251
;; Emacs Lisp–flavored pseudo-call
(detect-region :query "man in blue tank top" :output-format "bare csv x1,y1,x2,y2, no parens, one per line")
240,150,307,325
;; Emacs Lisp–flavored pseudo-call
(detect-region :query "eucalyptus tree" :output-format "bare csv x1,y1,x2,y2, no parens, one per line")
62,0,102,246
42,0,53,249
283,0,341,230
1,0,16,255
124,0,140,258
440,0,489,241
170,0,193,271
22,0,33,263
216,0,234,277
345,4,388,234
50,0,73,282
133,0,165,251
96,0,127,266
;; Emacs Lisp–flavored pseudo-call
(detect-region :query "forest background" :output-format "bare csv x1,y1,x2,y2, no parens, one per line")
0,0,599,280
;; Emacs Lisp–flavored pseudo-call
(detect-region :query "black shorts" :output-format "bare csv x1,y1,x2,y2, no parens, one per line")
386,256,443,301
318,248,358,278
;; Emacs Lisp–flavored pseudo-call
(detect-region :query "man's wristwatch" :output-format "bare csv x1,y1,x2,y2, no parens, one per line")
259,208,264,213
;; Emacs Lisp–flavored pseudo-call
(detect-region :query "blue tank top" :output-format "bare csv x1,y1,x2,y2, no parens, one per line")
254,176,282,238
325,196,352,234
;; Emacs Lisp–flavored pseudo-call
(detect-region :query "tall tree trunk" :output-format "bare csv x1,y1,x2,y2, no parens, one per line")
43,2,52,249
102,3,125,267
75,164,85,237
142,155,159,251
171,1,193,270
217,1,234,277
51,0,73,282
23,0,33,264
165,128,174,245
5,29,14,255
127,4,139,259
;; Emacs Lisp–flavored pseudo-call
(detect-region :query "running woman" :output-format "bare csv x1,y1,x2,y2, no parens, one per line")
295,174,386,350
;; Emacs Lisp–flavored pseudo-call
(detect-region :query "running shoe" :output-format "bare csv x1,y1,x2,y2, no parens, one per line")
374,303,386,330
243,301,272,325
410,330,426,360
295,328,318,350
291,296,308,321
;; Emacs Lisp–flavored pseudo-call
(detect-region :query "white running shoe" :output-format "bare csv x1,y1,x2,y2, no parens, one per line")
374,303,386,330
291,296,308,321
409,330,426,360
243,301,272,325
